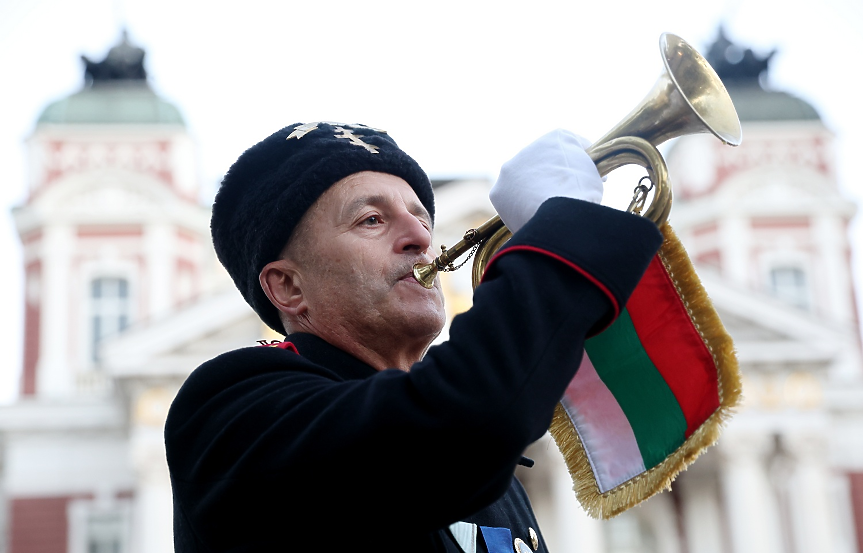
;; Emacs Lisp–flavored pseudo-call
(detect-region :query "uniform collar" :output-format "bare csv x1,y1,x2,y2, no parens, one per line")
285,332,379,381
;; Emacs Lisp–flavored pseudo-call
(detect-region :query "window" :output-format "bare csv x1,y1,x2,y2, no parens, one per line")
68,499,130,553
91,277,130,362
87,511,124,553
770,267,808,309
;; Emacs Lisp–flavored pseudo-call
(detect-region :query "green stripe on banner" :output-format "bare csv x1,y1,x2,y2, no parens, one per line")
585,309,688,469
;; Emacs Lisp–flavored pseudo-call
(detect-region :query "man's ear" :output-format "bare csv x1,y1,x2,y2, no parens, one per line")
260,259,307,318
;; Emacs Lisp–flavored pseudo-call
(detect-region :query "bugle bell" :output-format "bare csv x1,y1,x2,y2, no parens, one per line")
413,32,742,289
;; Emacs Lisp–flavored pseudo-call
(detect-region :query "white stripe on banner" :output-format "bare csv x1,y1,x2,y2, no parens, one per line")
561,351,647,493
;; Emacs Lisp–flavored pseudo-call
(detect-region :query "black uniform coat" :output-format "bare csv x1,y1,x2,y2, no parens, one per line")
166,198,663,552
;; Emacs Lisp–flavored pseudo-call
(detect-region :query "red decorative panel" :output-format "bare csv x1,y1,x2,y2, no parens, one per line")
115,490,135,500
38,140,175,193
851,472,863,553
712,135,831,189
76,225,143,238
21,262,41,396
695,250,721,269
692,222,718,237
10,496,71,553
20,231,43,246
751,217,810,230
175,227,198,244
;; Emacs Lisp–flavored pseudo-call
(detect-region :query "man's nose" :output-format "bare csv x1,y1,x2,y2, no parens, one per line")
394,213,432,254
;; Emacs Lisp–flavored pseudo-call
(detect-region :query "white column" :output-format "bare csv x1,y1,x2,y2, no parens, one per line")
144,222,173,320
718,434,784,553
813,215,853,323
718,217,750,287
37,223,74,398
679,470,725,553
637,492,682,553
785,433,836,553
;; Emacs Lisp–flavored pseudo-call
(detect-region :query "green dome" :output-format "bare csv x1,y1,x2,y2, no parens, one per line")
38,82,184,125
727,84,821,123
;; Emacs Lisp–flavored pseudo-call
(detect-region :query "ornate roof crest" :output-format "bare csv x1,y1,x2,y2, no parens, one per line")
705,26,776,87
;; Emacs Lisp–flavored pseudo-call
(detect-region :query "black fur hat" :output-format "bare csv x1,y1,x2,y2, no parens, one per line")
212,122,435,334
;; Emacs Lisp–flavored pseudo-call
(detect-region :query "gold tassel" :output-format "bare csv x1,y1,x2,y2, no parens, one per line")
549,222,742,519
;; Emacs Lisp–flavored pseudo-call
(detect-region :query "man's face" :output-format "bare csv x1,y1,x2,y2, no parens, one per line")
288,171,445,347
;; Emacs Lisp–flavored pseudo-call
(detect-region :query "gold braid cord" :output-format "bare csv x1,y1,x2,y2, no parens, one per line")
548,222,742,519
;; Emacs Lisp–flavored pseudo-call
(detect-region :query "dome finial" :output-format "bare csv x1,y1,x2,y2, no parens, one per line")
705,25,776,88
80,30,147,86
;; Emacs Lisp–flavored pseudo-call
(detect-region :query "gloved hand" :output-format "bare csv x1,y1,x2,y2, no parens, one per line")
490,129,603,234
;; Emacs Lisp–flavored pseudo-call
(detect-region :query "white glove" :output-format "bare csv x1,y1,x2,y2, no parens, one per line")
490,129,603,234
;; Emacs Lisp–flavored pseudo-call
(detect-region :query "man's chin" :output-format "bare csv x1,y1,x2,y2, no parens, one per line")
396,303,445,340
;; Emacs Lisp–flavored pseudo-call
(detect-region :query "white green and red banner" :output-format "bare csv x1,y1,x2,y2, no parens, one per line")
550,223,741,518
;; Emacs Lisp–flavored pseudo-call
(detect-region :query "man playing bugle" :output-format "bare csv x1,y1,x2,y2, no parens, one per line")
165,122,662,552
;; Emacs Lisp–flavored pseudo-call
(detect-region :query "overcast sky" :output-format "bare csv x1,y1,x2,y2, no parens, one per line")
1,0,861,401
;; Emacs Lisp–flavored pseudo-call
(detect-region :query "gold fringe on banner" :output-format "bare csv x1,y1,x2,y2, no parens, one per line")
549,222,742,519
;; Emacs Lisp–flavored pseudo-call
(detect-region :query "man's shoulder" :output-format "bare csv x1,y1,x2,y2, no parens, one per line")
167,343,336,427
191,343,318,383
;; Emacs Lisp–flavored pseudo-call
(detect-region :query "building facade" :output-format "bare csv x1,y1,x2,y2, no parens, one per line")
0,35,234,553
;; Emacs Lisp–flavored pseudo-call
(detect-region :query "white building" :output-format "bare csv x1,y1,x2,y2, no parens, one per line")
0,34,237,553
1,30,862,553
513,30,863,553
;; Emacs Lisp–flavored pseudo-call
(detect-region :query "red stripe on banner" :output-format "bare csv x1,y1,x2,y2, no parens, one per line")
626,257,719,437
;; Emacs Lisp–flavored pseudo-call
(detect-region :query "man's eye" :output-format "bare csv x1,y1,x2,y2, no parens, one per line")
363,215,381,225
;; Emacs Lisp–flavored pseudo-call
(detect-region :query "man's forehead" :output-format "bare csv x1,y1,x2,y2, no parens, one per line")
326,172,430,220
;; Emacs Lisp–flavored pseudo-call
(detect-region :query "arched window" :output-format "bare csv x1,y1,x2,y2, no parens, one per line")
770,267,808,309
91,277,130,362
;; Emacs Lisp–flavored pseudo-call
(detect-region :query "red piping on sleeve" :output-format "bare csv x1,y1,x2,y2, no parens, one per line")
481,245,620,320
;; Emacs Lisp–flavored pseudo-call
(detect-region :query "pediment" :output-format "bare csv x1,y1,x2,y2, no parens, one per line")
15,169,210,235
715,309,789,342
717,166,854,215
31,169,184,219
699,273,858,371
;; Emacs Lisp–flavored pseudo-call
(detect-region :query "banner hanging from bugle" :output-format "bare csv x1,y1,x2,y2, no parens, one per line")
550,222,741,518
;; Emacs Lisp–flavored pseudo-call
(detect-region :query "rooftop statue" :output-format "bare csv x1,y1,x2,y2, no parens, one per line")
705,26,776,86
81,30,147,84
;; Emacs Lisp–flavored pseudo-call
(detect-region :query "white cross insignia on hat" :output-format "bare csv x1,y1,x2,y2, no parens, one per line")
333,126,379,154
286,122,321,140
286,122,386,154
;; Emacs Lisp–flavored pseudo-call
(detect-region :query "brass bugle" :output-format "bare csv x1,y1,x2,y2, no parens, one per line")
413,32,742,289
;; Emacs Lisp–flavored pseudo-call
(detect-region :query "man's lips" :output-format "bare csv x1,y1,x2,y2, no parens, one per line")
398,265,431,286
399,271,420,283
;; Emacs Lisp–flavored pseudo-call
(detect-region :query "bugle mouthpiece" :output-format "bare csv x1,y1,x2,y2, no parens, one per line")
412,262,438,289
